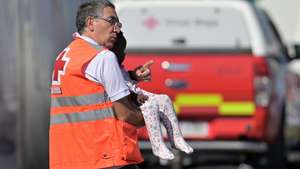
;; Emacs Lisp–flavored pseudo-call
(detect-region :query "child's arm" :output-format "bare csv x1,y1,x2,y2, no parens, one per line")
136,93,148,105
128,60,154,82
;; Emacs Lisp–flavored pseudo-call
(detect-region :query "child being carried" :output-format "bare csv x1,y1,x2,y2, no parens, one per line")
112,32,193,160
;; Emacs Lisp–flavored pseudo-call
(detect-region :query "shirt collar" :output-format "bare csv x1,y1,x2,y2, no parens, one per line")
73,32,99,46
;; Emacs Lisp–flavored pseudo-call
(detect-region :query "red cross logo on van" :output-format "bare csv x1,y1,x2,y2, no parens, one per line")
143,16,159,30
52,48,70,85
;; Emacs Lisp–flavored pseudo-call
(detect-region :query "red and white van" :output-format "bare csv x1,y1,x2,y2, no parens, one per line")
116,0,290,168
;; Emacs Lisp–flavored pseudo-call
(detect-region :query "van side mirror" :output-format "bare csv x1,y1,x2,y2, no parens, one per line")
294,45,300,59
287,44,300,61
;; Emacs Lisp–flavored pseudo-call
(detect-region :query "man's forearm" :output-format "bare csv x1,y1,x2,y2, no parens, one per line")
121,108,145,127
112,95,145,127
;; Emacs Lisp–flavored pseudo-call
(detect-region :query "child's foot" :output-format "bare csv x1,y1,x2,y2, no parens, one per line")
152,143,175,160
173,136,193,154
140,100,175,160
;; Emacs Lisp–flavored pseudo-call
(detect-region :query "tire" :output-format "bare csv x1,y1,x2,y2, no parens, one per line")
265,106,287,169
247,105,287,169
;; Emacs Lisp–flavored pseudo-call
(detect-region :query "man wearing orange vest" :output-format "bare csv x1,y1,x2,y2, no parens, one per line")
49,1,153,169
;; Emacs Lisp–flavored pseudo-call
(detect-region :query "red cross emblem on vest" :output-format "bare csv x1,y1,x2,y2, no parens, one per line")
52,48,70,85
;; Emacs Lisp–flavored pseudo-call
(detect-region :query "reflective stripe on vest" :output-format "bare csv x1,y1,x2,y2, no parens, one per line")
50,107,114,125
51,92,113,125
51,93,108,107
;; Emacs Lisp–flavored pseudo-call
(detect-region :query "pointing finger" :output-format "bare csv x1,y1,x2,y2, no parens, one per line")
142,60,154,69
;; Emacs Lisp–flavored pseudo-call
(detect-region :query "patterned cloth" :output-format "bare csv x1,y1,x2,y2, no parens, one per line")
139,91,193,160
122,71,193,159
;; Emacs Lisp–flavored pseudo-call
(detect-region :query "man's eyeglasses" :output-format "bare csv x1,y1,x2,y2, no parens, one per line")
96,16,122,29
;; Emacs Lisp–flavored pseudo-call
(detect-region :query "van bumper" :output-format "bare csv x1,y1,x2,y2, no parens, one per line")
139,140,267,153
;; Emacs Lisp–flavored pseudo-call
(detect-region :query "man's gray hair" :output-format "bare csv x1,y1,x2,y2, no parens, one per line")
76,0,115,34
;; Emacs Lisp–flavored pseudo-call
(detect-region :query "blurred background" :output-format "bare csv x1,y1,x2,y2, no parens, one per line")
1,0,300,169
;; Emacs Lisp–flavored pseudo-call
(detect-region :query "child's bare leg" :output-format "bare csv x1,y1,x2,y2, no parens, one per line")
157,94,193,154
140,98,174,160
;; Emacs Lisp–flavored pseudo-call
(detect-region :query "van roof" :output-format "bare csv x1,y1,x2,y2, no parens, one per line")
115,0,281,56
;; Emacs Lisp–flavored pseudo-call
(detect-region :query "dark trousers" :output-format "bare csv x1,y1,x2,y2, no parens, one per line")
119,164,140,169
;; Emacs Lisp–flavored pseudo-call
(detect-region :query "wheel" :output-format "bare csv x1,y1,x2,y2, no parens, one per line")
247,105,287,169
265,110,287,169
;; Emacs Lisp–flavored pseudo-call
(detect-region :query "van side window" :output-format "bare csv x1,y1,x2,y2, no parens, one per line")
263,11,289,58
255,8,289,60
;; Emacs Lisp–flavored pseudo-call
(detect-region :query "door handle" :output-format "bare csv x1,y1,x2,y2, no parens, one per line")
165,79,188,89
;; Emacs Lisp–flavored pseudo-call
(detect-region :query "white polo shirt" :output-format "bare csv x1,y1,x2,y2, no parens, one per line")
77,33,130,102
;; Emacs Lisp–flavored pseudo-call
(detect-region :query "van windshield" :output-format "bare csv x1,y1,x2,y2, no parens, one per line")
118,6,252,53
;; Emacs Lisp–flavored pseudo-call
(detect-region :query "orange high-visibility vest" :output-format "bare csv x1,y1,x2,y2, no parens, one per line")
49,37,143,169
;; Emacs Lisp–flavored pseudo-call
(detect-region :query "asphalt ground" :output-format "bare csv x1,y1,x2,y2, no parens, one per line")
0,149,299,169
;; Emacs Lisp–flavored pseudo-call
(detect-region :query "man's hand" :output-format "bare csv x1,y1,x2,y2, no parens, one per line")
133,60,154,82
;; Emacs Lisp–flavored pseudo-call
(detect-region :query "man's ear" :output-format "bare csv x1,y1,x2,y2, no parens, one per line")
86,16,95,32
